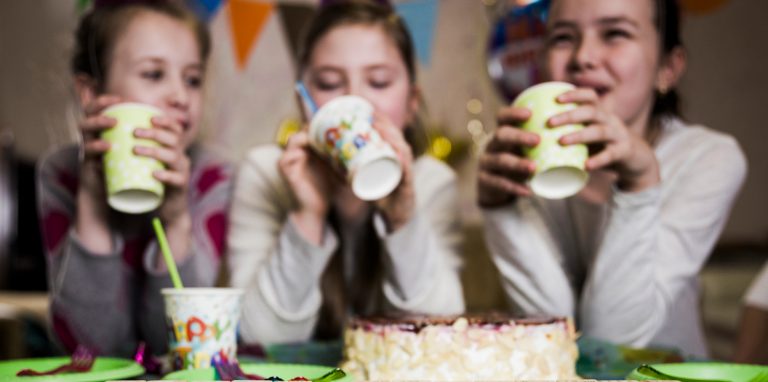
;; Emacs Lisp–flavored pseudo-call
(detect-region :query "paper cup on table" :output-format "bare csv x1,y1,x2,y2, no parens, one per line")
100,102,165,214
513,82,589,199
309,95,402,201
161,288,244,371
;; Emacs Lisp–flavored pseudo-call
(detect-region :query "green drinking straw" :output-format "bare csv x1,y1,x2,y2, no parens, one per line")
152,217,183,289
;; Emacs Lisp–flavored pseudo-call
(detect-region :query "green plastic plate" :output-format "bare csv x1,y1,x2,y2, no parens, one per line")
628,362,768,382
163,362,352,381
0,357,144,381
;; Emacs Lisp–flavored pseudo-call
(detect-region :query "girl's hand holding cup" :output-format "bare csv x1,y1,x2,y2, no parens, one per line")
371,112,414,233
480,82,596,205
279,130,339,245
78,95,123,202
478,106,538,207
133,114,192,226
553,88,660,193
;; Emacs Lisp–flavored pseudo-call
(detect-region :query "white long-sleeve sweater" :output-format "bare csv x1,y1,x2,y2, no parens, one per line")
483,118,747,358
227,145,465,344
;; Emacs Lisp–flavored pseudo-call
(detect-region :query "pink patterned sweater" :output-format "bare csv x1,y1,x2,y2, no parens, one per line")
36,144,233,357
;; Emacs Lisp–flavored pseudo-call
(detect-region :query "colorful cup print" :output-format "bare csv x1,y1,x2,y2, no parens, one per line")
512,82,589,199
308,95,403,201
161,288,244,371
100,103,164,213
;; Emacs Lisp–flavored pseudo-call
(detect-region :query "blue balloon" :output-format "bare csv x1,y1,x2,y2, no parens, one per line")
487,0,550,102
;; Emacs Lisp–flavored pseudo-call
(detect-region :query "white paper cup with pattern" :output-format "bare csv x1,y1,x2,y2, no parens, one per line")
512,82,589,199
161,288,244,371
100,103,164,213
308,95,402,201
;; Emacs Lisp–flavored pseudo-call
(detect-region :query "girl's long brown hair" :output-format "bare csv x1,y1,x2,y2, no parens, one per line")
296,0,423,339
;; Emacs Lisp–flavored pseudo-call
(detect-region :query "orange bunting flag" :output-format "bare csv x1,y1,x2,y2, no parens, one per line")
228,0,275,70
678,0,730,15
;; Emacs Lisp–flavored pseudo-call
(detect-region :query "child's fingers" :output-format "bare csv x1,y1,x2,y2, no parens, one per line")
488,126,540,152
548,105,605,127
80,116,117,134
497,106,533,125
478,171,533,197
286,131,310,150
153,169,187,188
133,145,188,171
480,151,536,177
585,146,618,171
556,88,599,104
560,123,616,146
372,114,412,165
84,95,122,116
150,116,184,135
134,127,180,148
83,140,110,157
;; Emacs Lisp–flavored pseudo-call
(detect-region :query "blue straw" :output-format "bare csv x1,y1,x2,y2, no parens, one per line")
295,81,318,116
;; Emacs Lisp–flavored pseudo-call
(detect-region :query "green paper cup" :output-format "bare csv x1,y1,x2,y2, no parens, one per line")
101,103,164,213
308,95,402,201
513,82,589,199
162,288,244,371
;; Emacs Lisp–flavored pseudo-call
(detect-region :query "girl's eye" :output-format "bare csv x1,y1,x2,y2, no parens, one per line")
142,69,163,81
604,28,630,40
185,74,203,88
547,32,575,47
369,80,391,89
315,80,342,91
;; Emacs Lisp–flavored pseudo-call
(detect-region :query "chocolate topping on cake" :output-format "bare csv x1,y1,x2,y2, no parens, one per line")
348,314,567,332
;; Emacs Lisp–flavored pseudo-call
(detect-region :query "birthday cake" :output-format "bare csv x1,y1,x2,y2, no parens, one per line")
340,315,579,380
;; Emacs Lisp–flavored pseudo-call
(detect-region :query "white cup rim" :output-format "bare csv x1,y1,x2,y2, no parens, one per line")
101,102,163,115
161,287,244,296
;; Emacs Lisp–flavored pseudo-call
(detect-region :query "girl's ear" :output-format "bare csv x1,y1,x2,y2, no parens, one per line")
74,74,98,107
657,46,687,93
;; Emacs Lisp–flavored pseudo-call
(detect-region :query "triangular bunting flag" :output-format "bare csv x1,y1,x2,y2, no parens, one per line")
228,0,274,70
395,0,439,66
186,0,225,22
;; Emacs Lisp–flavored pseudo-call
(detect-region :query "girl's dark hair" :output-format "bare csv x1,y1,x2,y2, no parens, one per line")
651,0,684,122
72,1,210,91
297,0,416,84
295,0,425,340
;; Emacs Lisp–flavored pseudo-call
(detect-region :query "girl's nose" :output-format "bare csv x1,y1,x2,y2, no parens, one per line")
570,34,601,71
167,79,190,109
347,78,365,98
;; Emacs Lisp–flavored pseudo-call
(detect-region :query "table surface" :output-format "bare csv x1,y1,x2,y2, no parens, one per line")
0,292,48,321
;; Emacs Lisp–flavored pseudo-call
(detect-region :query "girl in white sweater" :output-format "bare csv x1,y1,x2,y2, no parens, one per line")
227,0,464,345
478,0,746,357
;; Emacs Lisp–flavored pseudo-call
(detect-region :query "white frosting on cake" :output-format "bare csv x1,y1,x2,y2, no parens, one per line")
340,316,579,380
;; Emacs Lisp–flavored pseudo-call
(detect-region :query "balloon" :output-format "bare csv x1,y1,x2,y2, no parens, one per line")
487,0,550,103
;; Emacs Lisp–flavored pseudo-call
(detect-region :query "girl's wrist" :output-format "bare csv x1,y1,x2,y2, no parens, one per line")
617,163,660,193
290,209,326,246
380,210,411,233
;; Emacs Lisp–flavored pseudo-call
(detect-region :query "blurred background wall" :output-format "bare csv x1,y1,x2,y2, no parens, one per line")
0,0,766,359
